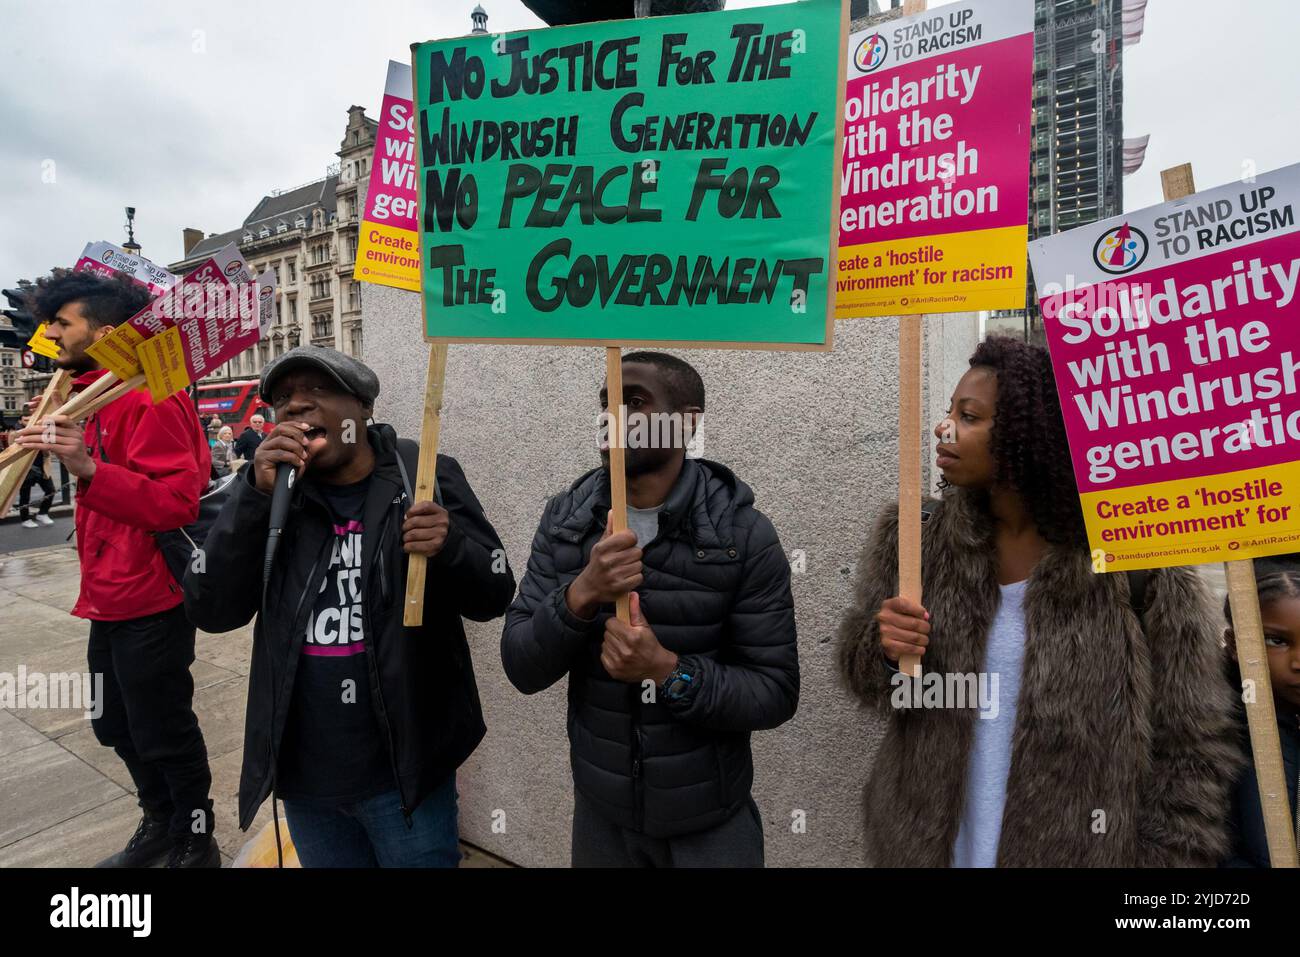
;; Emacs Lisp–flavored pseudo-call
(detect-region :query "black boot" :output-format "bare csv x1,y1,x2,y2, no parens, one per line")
165,833,221,868
95,810,172,868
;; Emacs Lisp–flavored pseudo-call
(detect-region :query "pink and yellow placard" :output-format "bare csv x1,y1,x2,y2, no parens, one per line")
836,0,1032,318
1031,163,1300,571
354,60,420,293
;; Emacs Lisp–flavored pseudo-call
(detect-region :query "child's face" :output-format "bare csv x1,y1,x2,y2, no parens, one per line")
1261,595,1300,712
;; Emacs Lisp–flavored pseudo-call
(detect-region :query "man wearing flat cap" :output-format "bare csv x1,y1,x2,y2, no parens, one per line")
184,346,515,867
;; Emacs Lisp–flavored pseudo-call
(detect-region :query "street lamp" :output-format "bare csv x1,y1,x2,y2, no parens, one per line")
522,1,723,24
123,206,141,256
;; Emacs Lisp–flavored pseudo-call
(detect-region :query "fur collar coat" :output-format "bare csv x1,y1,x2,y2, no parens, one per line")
837,488,1242,867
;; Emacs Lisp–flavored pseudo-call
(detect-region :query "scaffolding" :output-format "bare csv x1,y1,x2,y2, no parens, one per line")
989,0,1128,343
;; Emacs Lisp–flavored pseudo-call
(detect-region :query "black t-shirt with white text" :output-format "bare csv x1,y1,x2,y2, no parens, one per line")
276,477,394,804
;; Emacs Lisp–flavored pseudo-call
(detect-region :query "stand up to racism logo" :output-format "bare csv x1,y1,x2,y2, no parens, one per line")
854,32,888,73
1092,222,1149,275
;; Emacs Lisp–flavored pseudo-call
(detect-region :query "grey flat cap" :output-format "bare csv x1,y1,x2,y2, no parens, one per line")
259,345,380,406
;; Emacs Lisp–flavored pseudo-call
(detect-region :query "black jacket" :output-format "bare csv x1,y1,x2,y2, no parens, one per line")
501,458,798,838
232,427,263,462
185,423,515,829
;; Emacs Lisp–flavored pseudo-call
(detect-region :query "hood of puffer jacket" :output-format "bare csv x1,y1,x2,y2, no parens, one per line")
544,458,753,550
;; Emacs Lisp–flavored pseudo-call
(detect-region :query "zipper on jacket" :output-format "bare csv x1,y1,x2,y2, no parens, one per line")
630,685,645,831
605,498,647,829
260,534,329,827
366,504,412,825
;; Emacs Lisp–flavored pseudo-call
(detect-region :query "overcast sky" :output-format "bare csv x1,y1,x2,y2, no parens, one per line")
0,0,1294,281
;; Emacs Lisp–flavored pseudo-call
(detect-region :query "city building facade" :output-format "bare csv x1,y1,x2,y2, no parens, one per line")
988,0,1145,342
0,330,23,424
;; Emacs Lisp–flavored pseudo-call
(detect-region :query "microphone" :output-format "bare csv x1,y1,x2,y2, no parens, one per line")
263,463,295,588
259,463,295,870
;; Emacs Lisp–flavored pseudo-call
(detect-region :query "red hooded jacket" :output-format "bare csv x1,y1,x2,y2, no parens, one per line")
71,369,210,621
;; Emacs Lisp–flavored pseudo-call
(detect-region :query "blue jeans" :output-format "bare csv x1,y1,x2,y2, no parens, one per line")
282,777,460,868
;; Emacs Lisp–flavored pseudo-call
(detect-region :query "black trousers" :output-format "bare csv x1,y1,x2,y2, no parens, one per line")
88,604,214,839
18,471,55,519
571,790,765,868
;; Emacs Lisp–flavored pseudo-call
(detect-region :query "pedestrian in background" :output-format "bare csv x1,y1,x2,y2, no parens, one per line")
233,413,266,462
211,425,236,478
18,448,57,528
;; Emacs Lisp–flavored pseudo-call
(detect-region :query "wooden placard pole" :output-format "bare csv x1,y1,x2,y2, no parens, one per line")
402,44,444,630
48,367,116,417
607,0,662,627
605,346,632,625
0,372,145,472
895,0,927,680
59,373,145,421
1161,162,1297,868
1225,559,1299,867
897,314,923,679
0,370,72,517
403,343,448,627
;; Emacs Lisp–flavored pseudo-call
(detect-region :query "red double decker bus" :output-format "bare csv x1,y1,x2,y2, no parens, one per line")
195,380,266,433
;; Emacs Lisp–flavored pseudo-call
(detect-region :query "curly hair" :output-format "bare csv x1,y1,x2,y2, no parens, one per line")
963,335,1088,547
30,269,152,329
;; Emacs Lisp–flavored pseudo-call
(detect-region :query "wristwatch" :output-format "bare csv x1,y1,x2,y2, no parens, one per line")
660,662,695,701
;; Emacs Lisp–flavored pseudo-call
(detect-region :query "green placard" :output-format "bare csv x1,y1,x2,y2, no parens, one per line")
411,0,846,349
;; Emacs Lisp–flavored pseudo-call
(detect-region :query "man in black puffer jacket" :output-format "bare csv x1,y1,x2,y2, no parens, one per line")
502,351,798,867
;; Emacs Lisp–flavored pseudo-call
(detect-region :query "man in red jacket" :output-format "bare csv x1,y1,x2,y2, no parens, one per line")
15,271,218,868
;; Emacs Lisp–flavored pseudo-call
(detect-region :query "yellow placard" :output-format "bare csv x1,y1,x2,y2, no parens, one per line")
86,323,147,380
1081,461,1300,573
835,225,1027,318
135,326,191,402
26,325,60,359
354,221,419,293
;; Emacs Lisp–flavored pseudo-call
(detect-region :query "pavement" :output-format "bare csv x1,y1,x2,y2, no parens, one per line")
0,529,1227,870
0,511,75,552
0,540,510,868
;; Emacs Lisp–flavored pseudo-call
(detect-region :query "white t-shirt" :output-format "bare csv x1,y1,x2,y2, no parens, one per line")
626,503,664,549
951,579,1028,868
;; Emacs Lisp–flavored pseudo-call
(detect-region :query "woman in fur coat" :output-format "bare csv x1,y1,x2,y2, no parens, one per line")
837,336,1241,867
